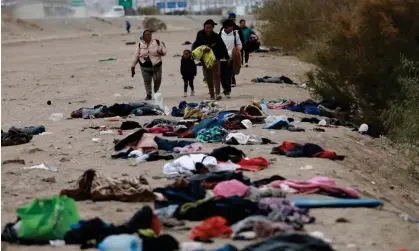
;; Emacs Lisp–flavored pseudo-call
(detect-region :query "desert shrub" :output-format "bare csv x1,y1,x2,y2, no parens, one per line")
256,0,355,55
257,0,419,138
143,17,167,32
137,6,159,15
384,56,419,145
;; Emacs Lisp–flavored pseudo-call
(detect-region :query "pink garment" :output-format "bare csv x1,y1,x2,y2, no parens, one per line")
136,133,158,153
268,176,359,198
131,39,167,68
267,100,296,110
214,179,249,198
173,143,205,153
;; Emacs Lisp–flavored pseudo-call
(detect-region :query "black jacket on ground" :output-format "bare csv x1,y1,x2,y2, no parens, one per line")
219,24,245,45
192,30,229,60
180,57,197,80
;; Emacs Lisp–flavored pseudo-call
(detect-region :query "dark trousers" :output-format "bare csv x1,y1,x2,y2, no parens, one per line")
220,60,232,95
241,48,249,64
183,78,194,92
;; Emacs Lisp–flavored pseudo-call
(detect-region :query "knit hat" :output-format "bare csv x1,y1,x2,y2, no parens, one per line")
228,12,236,19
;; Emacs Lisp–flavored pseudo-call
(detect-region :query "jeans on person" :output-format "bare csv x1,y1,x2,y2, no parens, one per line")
220,60,232,95
141,65,162,97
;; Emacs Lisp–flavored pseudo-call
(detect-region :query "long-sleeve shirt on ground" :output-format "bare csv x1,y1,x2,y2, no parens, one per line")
192,30,229,60
220,29,243,58
180,57,197,79
131,39,167,68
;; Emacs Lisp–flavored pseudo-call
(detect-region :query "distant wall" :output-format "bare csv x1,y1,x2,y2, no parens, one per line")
13,3,45,18
72,7,88,18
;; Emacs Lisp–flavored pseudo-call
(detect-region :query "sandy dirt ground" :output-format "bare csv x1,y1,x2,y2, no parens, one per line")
2,16,419,251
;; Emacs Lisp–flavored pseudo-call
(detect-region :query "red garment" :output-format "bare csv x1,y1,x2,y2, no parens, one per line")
147,127,174,134
151,214,161,234
189,216,232,241
238,157,270,171
279,141,296,153
313,151,337,159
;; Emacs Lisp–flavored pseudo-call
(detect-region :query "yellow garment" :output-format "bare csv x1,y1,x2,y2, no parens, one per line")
138,229,155,237
192,45,216,69
184,107,204,119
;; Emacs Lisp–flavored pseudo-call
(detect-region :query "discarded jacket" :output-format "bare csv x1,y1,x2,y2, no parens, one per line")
60,169,155,202
271,141,345,160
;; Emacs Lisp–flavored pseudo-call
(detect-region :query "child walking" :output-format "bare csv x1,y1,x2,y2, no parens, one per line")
180,50,197,97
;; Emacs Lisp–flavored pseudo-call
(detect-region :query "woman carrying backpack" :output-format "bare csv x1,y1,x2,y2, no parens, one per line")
131,30,167,100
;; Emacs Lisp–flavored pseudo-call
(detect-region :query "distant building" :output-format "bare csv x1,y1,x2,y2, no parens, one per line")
2,0,73,18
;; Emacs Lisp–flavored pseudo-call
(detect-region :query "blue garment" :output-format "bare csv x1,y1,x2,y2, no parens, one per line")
192,118,218,136
154,137,195,152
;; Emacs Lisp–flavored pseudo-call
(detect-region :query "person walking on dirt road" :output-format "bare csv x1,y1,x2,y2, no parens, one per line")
192,19,229,100
131,30,167,100
239,19,254,67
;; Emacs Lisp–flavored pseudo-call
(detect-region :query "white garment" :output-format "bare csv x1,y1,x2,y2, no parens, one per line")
225,132,263,145
163,154,238,175
221,30,243,57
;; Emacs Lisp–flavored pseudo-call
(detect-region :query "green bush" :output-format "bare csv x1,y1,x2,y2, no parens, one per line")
257,0,419,140
137,6,159,15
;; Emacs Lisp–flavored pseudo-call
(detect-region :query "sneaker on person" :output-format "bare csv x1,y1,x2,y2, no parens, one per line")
210,95,216,100
225,93,231,99
203,81,208,87
245,63,249,68
216,95,222,100
184,92,187,97
191,91,195,96
145,95,152,100
231,83,236,87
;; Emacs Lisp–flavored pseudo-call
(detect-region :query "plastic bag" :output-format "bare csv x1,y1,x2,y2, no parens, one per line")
17,195,80,241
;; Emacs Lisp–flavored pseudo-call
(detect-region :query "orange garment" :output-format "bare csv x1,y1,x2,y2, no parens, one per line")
189,216,232,241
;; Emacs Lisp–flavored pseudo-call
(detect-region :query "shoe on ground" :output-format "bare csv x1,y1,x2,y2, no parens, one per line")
184,92,187,97
225,94,231,99
203,81,208,87
216,95,222,100
245,64,249,68
210,95,216,100
145,95,152,100
191,91,195,96
231,83,236,87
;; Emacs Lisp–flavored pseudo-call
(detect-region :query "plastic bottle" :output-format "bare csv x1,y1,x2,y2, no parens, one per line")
260,99,269,116
98,234,142,251
154,92,164,109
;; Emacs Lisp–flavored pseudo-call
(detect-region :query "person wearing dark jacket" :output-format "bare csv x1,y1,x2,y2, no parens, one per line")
219,12,244,87
180,49,197,97
192,19,229,100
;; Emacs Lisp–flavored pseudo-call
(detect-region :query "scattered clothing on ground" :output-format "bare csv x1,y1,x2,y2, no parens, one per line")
60,169,155,202
189,217,232,241
271,141,345,160
196,126,228,143
252,76,296,84
241,233,335,251
268,176,360,198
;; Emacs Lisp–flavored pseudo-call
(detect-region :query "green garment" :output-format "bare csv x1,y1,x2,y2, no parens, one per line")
17,195,80,241
241,27,254,44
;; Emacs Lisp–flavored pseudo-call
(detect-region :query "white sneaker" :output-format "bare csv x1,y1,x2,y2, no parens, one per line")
191,91,195,96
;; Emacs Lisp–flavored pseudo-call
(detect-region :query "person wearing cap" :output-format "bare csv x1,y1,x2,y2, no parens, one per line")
220,19,242,98
192,19,229,100
220,12,244,87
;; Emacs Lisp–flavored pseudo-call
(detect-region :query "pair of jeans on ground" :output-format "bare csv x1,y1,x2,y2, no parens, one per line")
203,60,234,97
141,66,162,97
